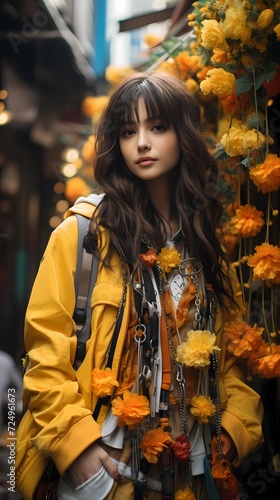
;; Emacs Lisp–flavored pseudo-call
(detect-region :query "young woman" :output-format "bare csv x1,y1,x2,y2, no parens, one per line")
16,73,263,500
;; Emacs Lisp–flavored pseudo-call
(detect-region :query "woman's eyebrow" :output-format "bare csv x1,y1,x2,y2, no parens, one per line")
121,115,162,125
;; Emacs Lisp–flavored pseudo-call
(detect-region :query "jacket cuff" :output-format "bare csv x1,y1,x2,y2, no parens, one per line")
51,415,102,475
221,410,255,467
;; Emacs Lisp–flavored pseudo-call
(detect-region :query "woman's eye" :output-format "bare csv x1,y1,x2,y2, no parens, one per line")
152,124,166,132
121,129,135,138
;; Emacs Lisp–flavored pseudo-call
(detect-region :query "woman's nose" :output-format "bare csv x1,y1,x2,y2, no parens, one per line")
137,130,151,151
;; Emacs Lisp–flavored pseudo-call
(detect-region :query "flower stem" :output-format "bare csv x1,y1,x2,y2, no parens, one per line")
265,192,271,243
262,282,272,347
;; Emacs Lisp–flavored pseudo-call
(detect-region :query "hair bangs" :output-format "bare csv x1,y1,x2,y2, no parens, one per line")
116,79,172,127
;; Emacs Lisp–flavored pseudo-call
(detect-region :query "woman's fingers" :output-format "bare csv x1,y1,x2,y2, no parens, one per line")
100,452,120,480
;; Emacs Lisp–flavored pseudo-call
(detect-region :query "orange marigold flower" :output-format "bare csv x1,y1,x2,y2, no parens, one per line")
247,243,280,284
175,486,196,500
224,321,264,358
174,51,201,78
171,434,190,463
111,390,150,428
248,343,280,378
190,395,216,423
249,154,280,193
81,95,108,121
157,247,181,273
230,204,265,238
139,248,158,268
91,368,119,397
81,135,96,163
139,427,173,464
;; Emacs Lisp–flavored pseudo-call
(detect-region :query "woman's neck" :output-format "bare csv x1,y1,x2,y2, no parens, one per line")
146,176,179,239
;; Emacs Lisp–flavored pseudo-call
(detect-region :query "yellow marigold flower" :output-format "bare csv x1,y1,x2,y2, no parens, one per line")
247,243,280,284
190,395,216,423
224,321,263,358
230,204,264,237
157,247,181,273
143,33,163,48
111,390,150,428
220,127,268,157
176,330,220,368
91,367,119,397
256,9,274,29
249,154,280,193
200,19,229,51
185,78,200,93
139,427,173,464
200,68,235,96
105,65,135,86
274,23,280,40
243,129,272,150
221,3,252,43
175,487,196,500
81,135,96,163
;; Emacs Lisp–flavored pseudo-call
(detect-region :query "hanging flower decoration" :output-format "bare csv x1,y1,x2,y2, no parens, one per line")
248,343,280,378
224,321,264,359
200,68,236,96
229,204,265,238
211,438,240,500
111,390,150,428
157,247,181,273
171,434,191,464
190,395,216,424
139,248,158,268
247,243,280,284
175,487,196,500
249,153,280,194
139,427,174,464
91,367,119,398
176,330,220,368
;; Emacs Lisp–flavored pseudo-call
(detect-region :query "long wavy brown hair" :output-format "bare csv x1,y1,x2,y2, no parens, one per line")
90,72,233,301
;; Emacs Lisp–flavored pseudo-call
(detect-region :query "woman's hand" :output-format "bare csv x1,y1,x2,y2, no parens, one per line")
68,442,119,487
221,429,238,463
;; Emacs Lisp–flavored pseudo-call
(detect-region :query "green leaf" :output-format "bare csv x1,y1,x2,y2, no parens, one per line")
235,75,254,95
255,70,275,89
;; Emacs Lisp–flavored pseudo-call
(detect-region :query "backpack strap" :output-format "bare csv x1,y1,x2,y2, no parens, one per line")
73,213,99,364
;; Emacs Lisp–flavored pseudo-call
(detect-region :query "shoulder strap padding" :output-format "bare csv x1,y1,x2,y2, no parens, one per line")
74,214,99,360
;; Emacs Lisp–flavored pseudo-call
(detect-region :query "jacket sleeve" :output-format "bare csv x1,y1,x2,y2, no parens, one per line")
216,267,264,467
23,216,102,476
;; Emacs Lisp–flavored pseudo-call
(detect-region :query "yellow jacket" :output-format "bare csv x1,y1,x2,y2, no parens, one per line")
16,196,263,499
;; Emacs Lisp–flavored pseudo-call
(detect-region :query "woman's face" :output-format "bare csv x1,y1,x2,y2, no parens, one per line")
119,98,180,183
